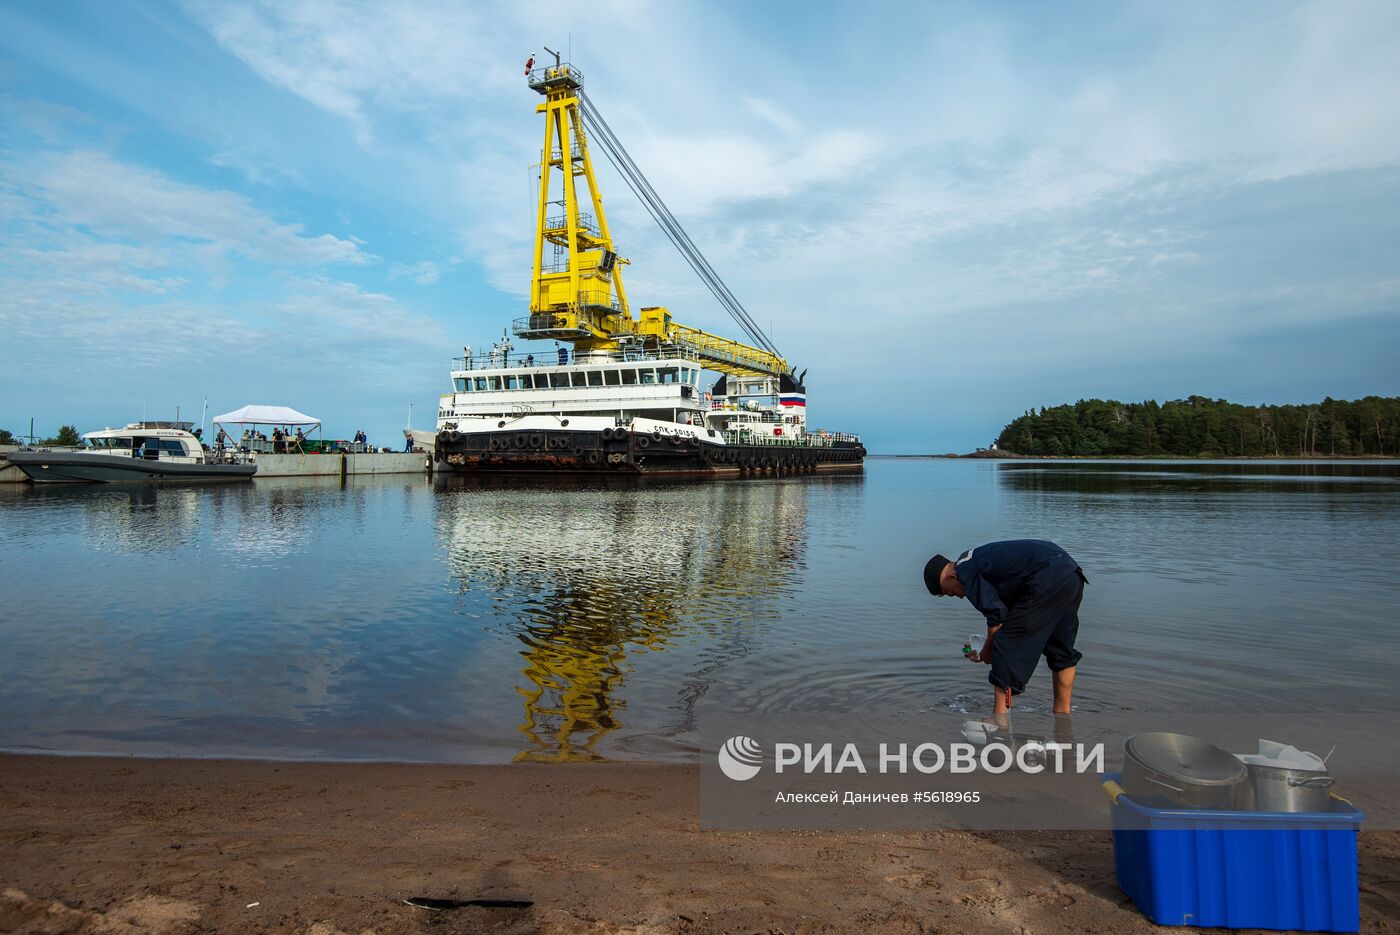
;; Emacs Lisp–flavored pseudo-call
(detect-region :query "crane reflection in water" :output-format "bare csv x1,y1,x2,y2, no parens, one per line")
434,475,815,761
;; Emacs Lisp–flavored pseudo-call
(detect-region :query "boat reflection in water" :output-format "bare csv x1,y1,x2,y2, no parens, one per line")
433,474,819,761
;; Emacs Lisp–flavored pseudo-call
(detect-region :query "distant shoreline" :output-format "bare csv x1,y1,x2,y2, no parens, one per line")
874,452,1400,461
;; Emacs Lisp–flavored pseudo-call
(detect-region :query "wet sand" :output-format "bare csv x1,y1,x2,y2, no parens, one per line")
1,754,1397,934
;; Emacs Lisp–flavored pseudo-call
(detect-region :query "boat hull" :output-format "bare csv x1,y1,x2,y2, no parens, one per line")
6,451,256,484
434,427,864,476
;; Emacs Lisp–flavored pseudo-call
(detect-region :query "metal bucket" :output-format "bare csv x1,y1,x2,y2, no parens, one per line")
1241,763,1335,812
1123,732,1247,810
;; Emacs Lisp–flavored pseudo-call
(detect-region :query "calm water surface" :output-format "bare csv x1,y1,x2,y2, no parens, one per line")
1,459,1396,762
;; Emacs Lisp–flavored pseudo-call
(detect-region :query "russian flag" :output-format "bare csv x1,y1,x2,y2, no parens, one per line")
780,394,806,407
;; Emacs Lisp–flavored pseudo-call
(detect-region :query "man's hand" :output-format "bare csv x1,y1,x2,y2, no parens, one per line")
973,626,1001,664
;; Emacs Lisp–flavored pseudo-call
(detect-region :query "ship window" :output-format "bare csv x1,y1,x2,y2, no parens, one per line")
605,370,621,386
454,378,467,391
571,371,587,387
587,370,603,386
621,368,638,385
489,376,502,390
474,377,487,391
113,437,133,448
640,369,657,385
659,367,678,384
551,371,570,388
506,376,520,390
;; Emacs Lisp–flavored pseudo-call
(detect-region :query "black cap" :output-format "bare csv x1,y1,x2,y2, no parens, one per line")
924,554,951,595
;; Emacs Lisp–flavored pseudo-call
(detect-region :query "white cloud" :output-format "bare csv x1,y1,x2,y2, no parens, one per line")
743,97,800,135
209,147,307,189
182,0,512,145
390,260,441,285
35,151,366,265
261,276,447,351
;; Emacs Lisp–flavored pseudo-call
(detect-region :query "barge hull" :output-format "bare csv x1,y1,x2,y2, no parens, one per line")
435,428,864,476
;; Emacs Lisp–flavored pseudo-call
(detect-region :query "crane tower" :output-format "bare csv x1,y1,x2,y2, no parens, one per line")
518,60,790,380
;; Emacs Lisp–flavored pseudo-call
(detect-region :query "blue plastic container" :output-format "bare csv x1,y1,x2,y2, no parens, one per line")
1102,772,1363,932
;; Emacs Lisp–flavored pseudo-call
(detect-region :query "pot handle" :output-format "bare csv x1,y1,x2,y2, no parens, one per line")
1145,774,1185,794
1288,775,1335,789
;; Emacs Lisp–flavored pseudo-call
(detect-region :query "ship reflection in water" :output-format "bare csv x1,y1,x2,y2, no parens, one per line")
434,475,815,761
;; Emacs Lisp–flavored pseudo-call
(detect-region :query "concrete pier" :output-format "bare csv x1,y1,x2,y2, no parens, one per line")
0,448,430,483
0,446,26,484
251,451,429,478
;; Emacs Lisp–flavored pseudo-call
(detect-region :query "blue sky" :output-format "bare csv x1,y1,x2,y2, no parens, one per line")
1,1,1397,452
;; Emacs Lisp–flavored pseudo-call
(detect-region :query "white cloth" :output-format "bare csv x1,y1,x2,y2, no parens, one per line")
1235,739,1327,771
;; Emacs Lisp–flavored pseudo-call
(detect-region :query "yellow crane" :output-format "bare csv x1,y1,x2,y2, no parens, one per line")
518,56,791,379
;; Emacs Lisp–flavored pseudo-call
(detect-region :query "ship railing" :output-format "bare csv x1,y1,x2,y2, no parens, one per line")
576,290,624,313
510,313,594,340
543,212,600,238
813,432,863,445
722,431,807,448
546,139,585,162
715,408,785,422
528,63,584,94
453,343,703,371
721,430,861,448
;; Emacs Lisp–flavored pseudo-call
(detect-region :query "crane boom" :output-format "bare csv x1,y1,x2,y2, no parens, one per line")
519,62,789,379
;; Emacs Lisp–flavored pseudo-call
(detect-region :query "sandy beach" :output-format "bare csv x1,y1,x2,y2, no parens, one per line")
0,754,1396,934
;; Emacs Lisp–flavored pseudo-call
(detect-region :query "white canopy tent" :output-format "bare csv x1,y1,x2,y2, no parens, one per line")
213,404,321,427
212,405,322,451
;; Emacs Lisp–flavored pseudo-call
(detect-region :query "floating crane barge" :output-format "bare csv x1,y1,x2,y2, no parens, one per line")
434,60,865,476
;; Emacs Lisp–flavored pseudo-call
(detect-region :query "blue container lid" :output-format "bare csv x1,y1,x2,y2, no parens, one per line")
1102,772,1365,827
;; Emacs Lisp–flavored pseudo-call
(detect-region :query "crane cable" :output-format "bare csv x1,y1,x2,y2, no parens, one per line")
578,92,782,360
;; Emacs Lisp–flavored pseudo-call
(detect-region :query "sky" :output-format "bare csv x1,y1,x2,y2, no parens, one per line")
1,0,1398,453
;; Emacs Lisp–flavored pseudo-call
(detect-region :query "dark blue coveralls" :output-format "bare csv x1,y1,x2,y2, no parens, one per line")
953,539,1086,696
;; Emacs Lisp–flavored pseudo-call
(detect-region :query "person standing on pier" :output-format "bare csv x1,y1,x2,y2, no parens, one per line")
923,539,1086,715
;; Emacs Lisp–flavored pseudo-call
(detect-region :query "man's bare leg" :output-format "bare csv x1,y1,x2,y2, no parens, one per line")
992,686,1012,716
1052,666,1076,714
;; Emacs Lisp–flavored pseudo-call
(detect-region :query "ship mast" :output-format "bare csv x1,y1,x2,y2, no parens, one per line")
520,58,790,380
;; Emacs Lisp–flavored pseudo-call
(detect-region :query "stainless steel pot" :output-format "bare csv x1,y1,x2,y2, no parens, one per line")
1241,763,1335,813
1123,732,1247,810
